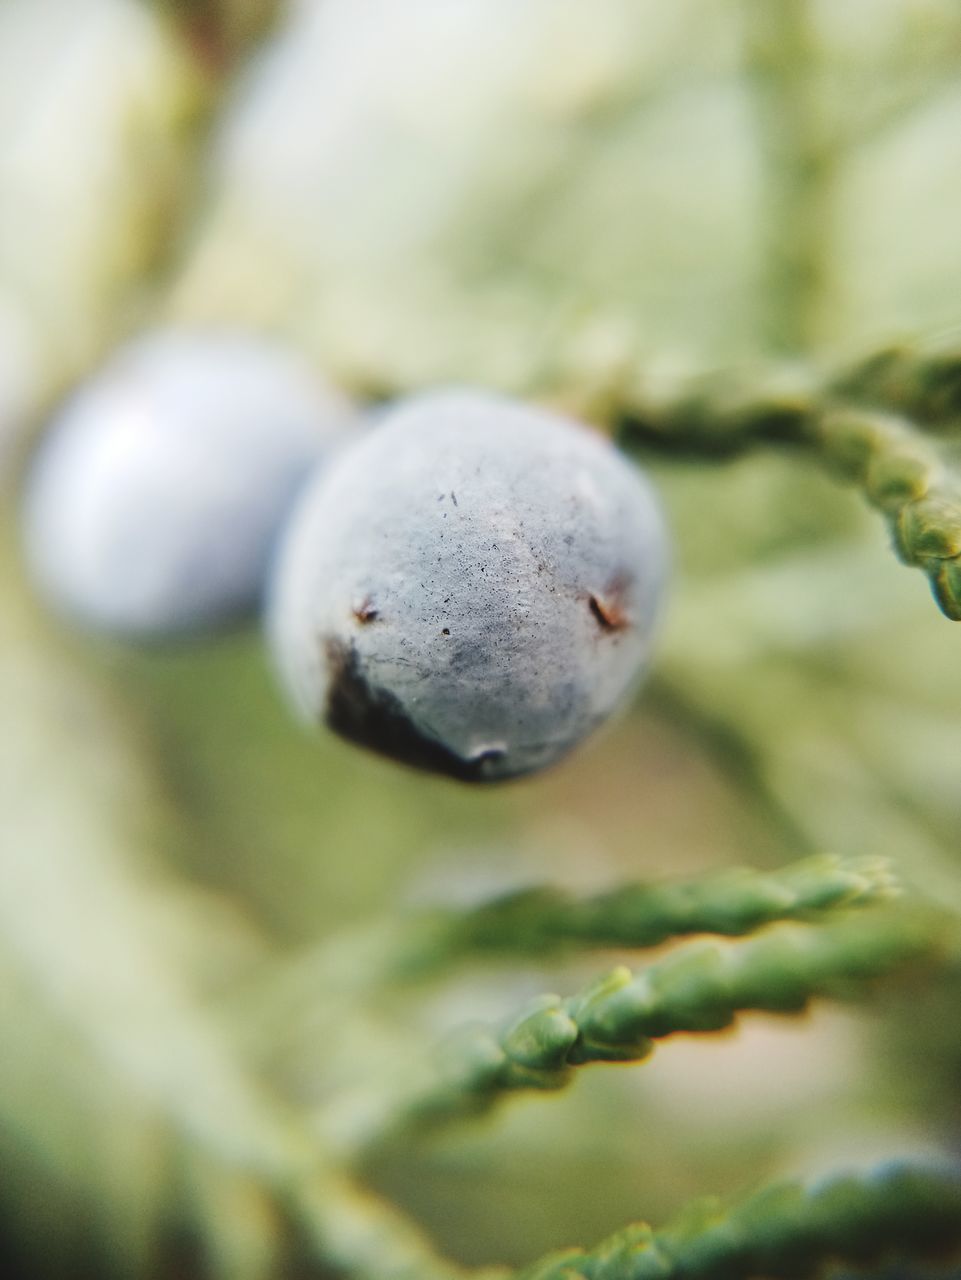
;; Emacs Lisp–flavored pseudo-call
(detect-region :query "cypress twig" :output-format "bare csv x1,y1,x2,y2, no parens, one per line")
831,341,961,430
617,374,961,619
741,0,834,354
519,1162,961,1280
389,907,956,1133
393,855,897,978
231,857,895,1051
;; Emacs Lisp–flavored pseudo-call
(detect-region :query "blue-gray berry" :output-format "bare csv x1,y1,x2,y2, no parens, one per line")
268,389,669,781
22,329,354,639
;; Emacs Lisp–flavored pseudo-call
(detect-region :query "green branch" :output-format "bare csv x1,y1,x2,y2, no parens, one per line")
393,855,896,979
832,340,961,430
387,907,956,1134
742,0,834,353
617,371,961,618
810,407,961,618
231,856,893,1055
520,1163,961,1280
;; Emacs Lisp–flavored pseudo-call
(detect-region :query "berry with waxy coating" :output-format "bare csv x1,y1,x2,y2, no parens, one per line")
22,329,354,639
268,389,669,781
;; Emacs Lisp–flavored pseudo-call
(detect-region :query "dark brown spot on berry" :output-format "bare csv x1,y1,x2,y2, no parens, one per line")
323,638,504,783
588,585,631,632
353,597,379,624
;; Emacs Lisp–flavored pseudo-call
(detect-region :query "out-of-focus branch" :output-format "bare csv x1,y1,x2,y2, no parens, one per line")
518,1162,961,1280
831,339,961,428
364,906,957,1138
158,0,284,77
389,854,896,978
742,0,834,353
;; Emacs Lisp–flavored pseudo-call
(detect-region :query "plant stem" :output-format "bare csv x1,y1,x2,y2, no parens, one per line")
519,1162,961,1280
367,906,958,1138
389,854,896,979
617,373,961,618
742,0,835,353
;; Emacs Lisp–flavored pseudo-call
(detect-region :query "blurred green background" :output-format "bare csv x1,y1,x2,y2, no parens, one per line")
2,1,961,1276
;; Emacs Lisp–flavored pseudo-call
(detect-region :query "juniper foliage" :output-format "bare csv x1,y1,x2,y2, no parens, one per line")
2,2,961,1279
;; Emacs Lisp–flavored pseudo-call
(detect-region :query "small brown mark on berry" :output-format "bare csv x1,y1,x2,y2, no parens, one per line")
353,597,380,624
588,589,630,632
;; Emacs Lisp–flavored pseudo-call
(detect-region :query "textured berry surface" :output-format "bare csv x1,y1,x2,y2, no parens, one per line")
269,390,669,781
22,329,353,638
